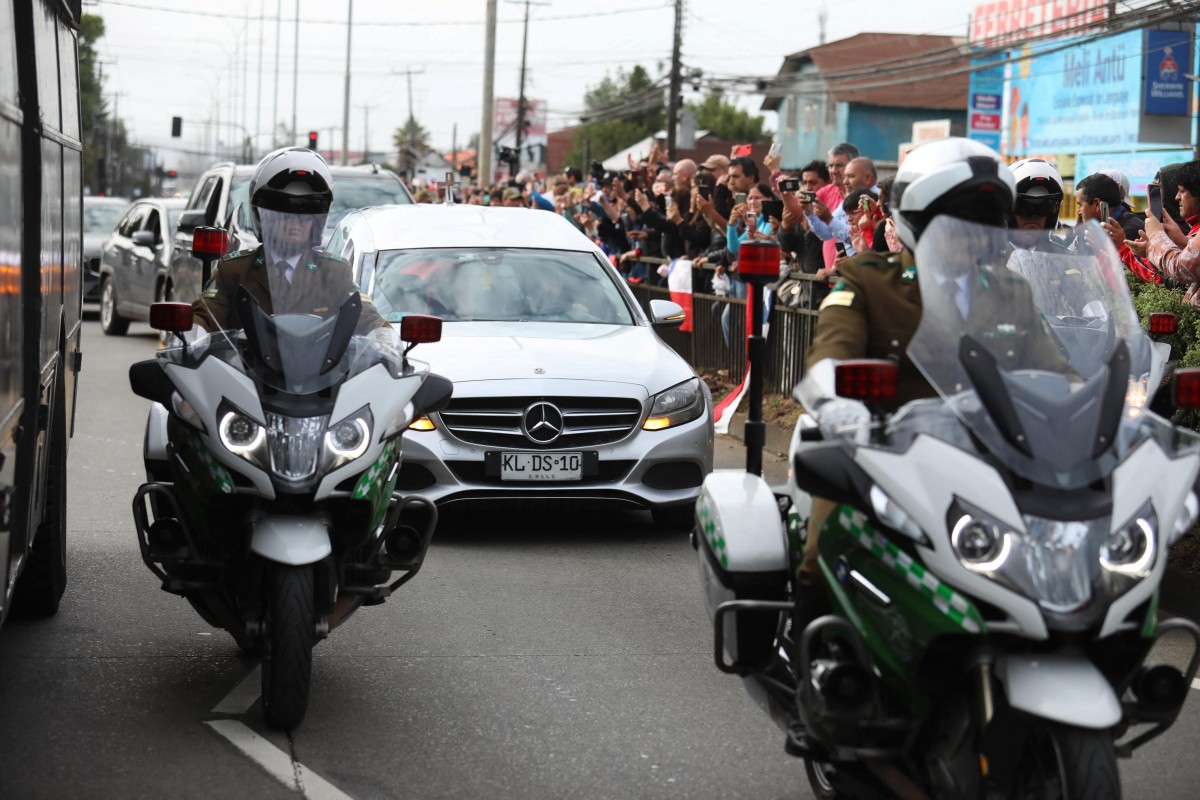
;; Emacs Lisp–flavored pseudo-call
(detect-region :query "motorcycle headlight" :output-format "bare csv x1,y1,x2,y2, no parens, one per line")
268,412,328,483
218,404,268,469
324,407,373,469
172,392,205,432
947,499,1106,615
1100,503,1156,578
869,485,928,545
644,377,705,431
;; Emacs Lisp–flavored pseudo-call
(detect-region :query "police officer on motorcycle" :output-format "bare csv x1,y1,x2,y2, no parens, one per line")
190,147,389,337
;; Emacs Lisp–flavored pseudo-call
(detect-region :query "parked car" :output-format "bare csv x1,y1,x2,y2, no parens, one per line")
98,197,188,335
168,161,413,307
83,196,129,303
326,204,715,528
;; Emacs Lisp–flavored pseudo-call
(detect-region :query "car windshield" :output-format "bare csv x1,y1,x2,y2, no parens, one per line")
84,203,126,234
367,248,636,325
227,173,410,245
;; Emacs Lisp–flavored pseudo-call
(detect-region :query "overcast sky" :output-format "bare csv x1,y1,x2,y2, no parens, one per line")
88,0,973,169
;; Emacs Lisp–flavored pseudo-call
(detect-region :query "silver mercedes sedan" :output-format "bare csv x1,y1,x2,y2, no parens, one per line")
328,204,714,528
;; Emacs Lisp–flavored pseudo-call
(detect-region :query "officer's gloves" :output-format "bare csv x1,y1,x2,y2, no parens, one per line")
815,398,871,444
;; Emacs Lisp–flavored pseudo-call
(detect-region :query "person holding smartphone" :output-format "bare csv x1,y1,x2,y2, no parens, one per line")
1144,160,1200,305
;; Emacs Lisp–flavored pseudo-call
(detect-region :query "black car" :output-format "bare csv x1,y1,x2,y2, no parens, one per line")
168,161,413,307
83,196,129,303
98,197,188,335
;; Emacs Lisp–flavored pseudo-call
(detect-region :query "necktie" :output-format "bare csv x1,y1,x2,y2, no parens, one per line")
274,260,292,285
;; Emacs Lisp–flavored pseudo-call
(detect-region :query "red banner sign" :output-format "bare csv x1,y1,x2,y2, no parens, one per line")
971,0,1108,47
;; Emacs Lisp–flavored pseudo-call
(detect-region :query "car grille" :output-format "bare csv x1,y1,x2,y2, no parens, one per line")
439,397,644,449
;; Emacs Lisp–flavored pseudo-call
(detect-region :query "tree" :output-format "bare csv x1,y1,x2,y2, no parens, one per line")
79,14,107,193
686,92,771,144
392,115,431,177
564,65,664,170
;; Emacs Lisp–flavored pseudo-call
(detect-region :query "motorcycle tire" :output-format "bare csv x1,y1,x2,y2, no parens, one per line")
805,759,851,800
261,563,315,730
1012,721,1120,800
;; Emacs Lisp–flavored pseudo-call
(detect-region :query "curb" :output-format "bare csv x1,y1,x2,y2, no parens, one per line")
727,410,792,458
724,411,1200,626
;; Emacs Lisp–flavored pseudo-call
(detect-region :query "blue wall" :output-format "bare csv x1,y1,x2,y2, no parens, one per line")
845,105,967,162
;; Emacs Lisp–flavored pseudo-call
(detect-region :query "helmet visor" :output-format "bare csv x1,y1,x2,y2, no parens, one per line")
1014,195,1058,219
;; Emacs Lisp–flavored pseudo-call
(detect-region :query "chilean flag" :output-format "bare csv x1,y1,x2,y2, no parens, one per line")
666,258,693,333
713,295,759,435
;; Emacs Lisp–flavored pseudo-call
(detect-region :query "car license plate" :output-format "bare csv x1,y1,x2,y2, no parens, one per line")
500,452,582,481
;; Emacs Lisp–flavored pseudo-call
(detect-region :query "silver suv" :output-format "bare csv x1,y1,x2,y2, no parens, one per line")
168,161,413,306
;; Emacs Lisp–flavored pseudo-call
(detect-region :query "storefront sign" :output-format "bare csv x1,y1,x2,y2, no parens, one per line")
1145,29,1192,116
1005,30,1142,156
1075,150,1193,198
971,0,1108,47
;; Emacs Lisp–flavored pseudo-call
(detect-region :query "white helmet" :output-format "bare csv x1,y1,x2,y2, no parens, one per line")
1009,157,1063,228
890,137,1015,251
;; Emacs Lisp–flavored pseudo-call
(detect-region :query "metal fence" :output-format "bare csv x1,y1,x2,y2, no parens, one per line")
628,264,822,394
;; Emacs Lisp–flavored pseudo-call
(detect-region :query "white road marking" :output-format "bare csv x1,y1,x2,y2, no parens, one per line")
211,666,263,715
1192,678,1200,692
205,720,354,800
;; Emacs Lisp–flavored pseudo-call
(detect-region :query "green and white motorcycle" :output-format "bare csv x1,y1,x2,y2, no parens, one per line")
696,218,1200,799
129,250,451,731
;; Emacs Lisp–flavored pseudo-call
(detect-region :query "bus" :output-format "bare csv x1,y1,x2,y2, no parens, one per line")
0,0,83,625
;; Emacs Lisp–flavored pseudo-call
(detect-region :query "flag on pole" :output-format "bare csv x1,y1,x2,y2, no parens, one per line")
666,258,693,333
713,290,764,435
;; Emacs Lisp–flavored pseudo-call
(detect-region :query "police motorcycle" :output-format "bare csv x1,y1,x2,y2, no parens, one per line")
695,217,1200,799
128,176,452,729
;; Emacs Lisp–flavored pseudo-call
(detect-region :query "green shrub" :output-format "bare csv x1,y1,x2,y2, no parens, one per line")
1127,270,1200,366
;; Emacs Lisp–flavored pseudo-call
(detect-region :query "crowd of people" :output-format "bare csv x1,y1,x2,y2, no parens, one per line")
420,141,1200,318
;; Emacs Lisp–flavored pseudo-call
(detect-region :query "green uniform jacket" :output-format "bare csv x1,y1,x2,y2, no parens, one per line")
191,245,386,336
807,249,1068,411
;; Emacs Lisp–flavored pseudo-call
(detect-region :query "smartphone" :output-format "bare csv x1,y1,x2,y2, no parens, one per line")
734,192,747,206
800,189,817,204
778,178,800,193
835,241,847,259
1148,184,1162,220
1098,200,1110,221
859,196,873,212
768,142,781,160
733,144,753,158
761,199,784,220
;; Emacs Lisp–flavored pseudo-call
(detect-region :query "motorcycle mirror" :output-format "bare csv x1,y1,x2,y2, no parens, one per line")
1149,312,1178,337
149,302,194,333
399,315,443,346
834,359,898,405
1174,368,1200,409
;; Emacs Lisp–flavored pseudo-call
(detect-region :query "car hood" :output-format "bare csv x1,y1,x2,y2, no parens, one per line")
83,233,108,258
408,321,694,392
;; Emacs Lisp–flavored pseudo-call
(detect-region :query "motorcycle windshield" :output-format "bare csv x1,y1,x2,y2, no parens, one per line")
187,207,405,395
908,217,1170,489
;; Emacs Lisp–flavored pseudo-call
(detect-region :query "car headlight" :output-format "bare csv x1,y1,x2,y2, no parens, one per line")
325,407,374,469
644,377,704,430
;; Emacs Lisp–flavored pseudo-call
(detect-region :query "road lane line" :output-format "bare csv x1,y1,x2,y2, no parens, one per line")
1192,678,1200,692
205,720,354,800
212,666,263,714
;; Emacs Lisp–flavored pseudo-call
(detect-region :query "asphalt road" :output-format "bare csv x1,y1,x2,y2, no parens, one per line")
0,319,1197,799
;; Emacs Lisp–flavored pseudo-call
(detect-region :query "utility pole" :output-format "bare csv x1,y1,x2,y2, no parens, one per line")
507,0,549,175
272,0,281,147
667,0,683,160
480,0,497,187
341,0,353,165
360,104,371,163
291,0,299,148
255,0,264,158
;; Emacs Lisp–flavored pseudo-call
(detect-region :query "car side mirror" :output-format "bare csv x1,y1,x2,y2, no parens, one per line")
131,230,156,248
649,299,686,329
176,210,207,234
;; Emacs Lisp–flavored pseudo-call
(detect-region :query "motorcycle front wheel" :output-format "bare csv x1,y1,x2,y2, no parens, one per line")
1011,721,1120,800
261,563,316,730
805,759,851,799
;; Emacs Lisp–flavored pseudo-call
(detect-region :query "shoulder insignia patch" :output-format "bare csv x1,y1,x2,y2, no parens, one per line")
833,280,847,291
819,291,855,310
901,265,917,282
222,249,254,262
306,261,318,271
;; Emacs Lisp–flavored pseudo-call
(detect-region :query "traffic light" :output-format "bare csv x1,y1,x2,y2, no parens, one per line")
167,169,177,178
307,131,318,150
171,116,182,137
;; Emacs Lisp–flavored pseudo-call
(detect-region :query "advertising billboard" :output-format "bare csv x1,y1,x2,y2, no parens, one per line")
968,51,1005,151
1145,29,1193,116
971,0,1108,47
1004,30,1142,156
